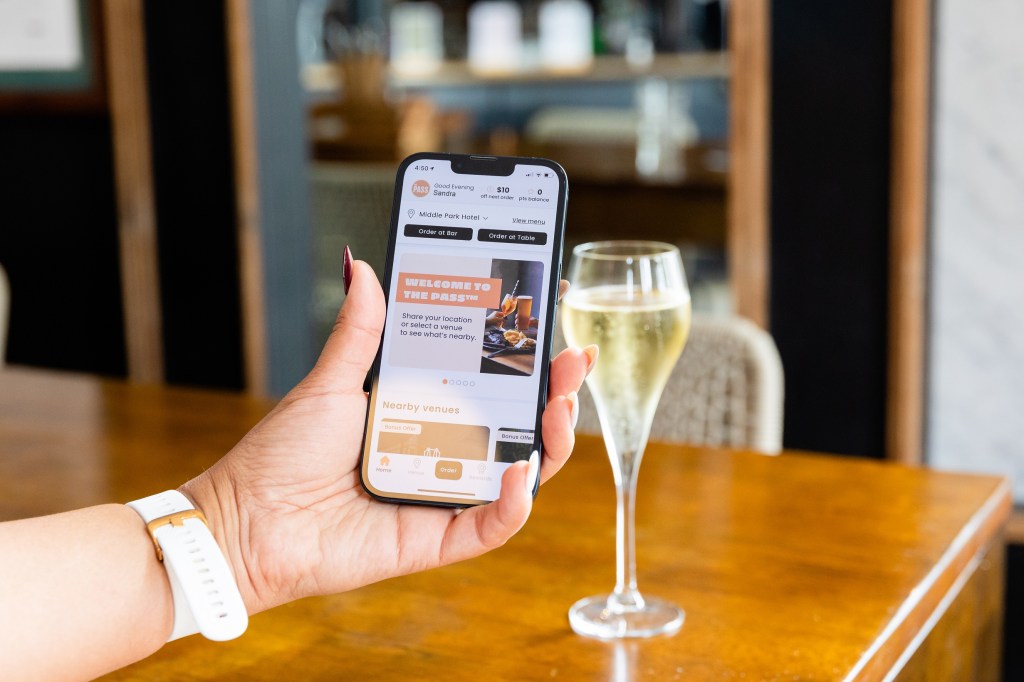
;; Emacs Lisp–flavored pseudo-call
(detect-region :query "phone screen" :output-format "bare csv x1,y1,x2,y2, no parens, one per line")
360,154,567,506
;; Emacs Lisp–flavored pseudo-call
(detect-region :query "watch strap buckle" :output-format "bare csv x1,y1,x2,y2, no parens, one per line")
146,509,209,561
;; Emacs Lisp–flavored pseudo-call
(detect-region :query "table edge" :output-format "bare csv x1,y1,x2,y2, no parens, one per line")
845,476,1012,681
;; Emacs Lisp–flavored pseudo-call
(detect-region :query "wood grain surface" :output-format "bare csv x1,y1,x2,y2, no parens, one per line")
887,0,933,465
102,0,164,384
225,0,269,397
0,367,1009,681
727,0,771,328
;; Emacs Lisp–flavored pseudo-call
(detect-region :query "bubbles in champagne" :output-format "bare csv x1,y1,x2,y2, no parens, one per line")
562,286,691,463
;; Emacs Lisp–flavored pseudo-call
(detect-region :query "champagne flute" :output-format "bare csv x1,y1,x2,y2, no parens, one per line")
562,241,692,639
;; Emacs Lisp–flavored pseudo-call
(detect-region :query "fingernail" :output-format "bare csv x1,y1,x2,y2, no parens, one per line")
558,280,570,302
343,245,353,294
583,345,599,377
524,451,540,495
567,391,579,430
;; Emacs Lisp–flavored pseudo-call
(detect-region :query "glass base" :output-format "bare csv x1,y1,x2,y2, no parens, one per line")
568,594,684,640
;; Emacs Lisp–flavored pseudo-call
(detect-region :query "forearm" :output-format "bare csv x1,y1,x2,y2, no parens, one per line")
0,504,174,681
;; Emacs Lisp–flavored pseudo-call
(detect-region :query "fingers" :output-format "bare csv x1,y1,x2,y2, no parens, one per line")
304,260,386,392
438,456,538,564
548,345,596,398
539,394,576,484
558,279,570,302
538,345,596,484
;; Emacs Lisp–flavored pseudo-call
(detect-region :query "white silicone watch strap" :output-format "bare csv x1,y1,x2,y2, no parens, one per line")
127,491,248,642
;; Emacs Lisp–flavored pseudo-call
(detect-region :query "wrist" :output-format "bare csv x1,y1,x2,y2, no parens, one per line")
126,489,248,641
112,504,177,646
177,471,262,614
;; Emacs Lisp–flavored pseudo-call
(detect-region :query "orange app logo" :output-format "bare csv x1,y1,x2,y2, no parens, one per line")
411,180,430,197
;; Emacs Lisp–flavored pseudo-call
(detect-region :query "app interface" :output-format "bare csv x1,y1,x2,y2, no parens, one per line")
364,159,563,504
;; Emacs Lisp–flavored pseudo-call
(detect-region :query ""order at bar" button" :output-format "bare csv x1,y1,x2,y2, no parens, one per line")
404,224,473,241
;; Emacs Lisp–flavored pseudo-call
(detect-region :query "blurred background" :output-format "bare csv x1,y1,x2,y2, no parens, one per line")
1,0,1023,676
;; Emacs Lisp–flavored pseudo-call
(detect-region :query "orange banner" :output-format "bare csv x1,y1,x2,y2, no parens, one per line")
396,272,502,309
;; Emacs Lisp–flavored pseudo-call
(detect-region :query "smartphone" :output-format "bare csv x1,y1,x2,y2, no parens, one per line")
359,152,568,507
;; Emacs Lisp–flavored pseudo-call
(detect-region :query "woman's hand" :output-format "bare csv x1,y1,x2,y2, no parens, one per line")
181,261,596,614
484,310,506,327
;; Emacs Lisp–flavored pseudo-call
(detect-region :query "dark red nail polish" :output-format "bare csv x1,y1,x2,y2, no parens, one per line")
343,245,353,294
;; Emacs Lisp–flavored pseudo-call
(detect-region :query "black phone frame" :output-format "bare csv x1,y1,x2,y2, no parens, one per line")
359,152,569,508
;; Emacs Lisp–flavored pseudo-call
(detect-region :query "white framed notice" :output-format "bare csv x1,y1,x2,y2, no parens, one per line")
0,0,83,72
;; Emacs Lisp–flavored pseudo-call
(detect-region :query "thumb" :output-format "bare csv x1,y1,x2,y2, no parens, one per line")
304,260,386,392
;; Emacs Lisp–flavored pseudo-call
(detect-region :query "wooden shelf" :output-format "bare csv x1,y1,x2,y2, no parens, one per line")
393,52,729,88
304,52,729,93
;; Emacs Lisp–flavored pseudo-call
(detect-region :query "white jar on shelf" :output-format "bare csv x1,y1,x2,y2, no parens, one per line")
467,1,523,75
389,2,444,76
538,0,594,73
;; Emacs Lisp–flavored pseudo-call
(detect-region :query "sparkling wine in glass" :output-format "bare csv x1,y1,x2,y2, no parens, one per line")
562,241,692,639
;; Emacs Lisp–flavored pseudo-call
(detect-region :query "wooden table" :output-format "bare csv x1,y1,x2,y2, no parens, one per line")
0,367,1010,681
481,346,535,376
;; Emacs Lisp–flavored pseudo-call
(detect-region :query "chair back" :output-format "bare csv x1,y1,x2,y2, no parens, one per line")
558,314,784,454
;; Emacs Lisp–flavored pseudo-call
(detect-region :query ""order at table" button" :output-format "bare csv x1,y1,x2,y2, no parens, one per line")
477,228,548,245
435,460,464,480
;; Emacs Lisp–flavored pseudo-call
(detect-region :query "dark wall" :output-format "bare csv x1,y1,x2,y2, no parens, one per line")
1006,545,1024,680
0,113,127,376
145,0,244,390
1,1,244,390
769,1,893,458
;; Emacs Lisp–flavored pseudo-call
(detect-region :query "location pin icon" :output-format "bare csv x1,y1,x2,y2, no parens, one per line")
407,209,415,219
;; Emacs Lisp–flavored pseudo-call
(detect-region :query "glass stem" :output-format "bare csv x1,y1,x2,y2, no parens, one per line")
610,450,645,612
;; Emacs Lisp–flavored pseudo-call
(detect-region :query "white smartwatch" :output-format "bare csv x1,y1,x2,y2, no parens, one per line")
127,490,248,642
